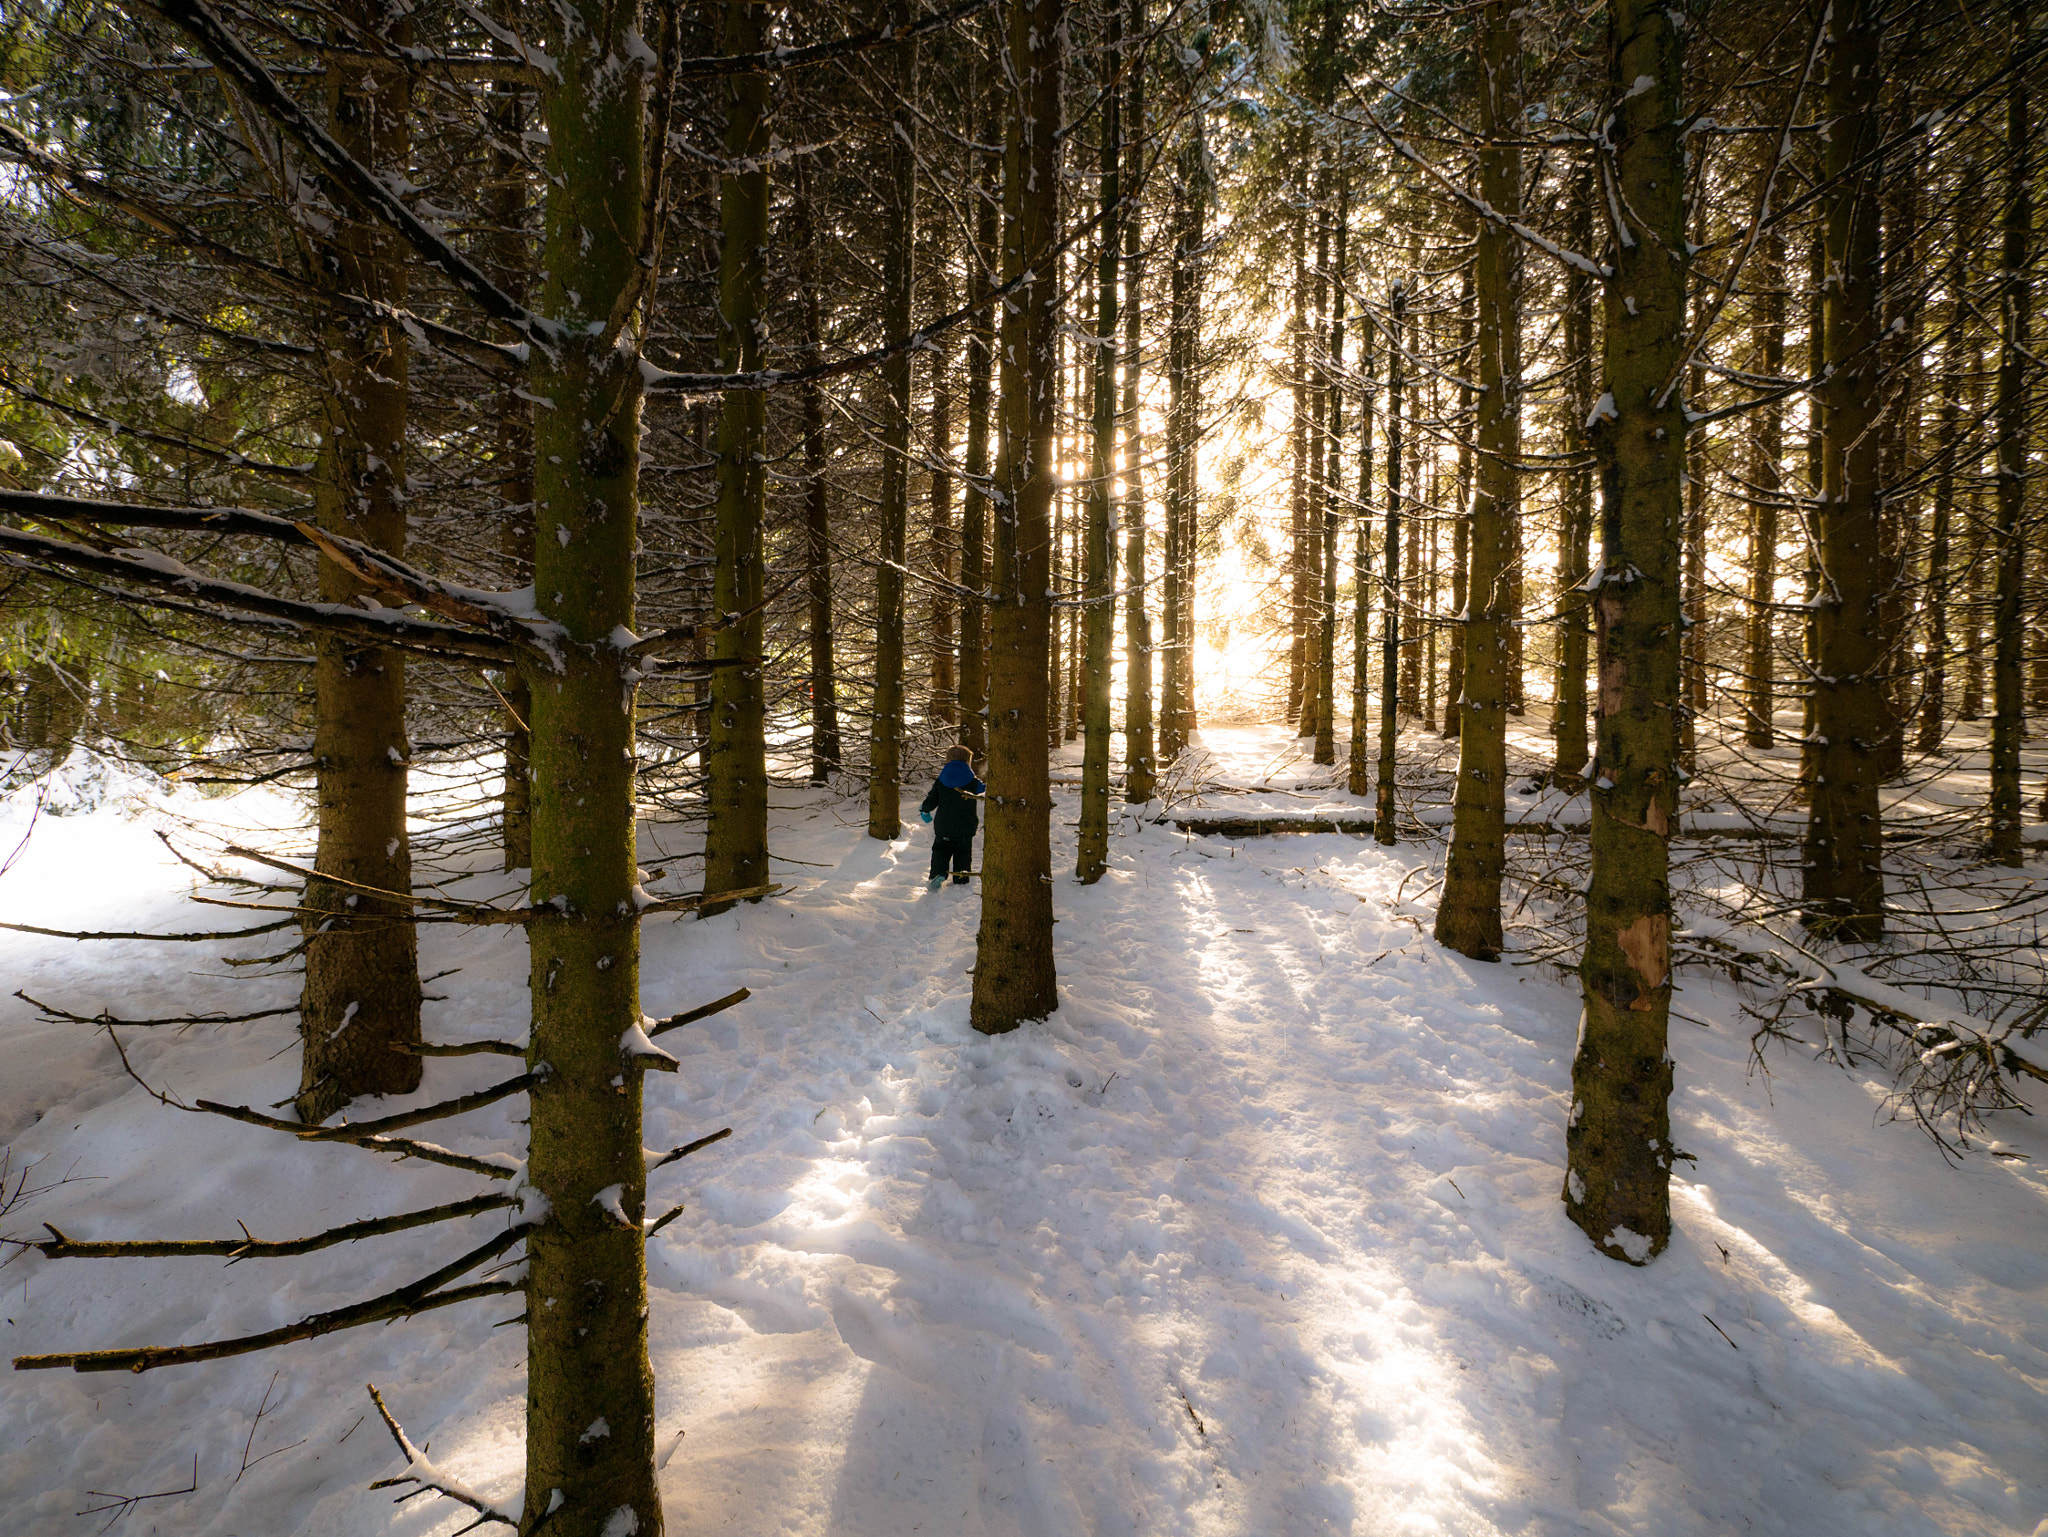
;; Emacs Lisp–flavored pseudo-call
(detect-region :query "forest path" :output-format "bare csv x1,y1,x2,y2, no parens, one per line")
0,732,2043,1535
636,726,2048,1537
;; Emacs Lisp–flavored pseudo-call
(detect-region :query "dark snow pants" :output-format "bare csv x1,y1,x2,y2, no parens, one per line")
929,835,972,880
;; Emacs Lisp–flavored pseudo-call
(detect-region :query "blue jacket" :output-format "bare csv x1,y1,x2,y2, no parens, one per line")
921,759,984,840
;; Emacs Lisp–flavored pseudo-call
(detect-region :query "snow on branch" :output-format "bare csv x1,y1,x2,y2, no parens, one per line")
366,1384,518,1531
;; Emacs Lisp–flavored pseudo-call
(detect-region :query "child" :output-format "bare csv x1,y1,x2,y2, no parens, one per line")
918,744,984,889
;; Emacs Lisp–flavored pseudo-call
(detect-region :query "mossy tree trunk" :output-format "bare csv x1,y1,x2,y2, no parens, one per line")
868,17,918,840
1077,0,1122,885
521,2,659,1527
1801,0,1888,941
704,0,771,900
1988,0,2031,865
1564,0,1689,1267
1436,5,1519,963
972,0,1063,1035
298,0,421,1126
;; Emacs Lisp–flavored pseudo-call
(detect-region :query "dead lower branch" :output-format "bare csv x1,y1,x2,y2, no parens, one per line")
14,1225,528,1373
33,1191,515,1260
647,988,750,1037
364,1383,516,1530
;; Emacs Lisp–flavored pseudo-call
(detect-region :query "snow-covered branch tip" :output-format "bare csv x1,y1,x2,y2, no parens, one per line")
366,1384,517,1529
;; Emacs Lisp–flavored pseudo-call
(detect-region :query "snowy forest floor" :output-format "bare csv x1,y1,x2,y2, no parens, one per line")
2,723,2046,1536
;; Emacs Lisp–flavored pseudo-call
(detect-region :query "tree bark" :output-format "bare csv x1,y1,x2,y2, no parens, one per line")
1744,221,1785,750
1300,182,1329,744
1918,216,1969,754
1436,0,1520,963
1564,0,1689,1266
490,26,534,873
1555,167,1595,790
704,0,772,903
1989,1,2031,865
1444,257,1475,741
868,16,918,839
959,67,999,760
1315,180,1345,766
795,157,842,785
930,260,957,729
298,0,421,1126
972,0,1063,1034
1375,282,1405,844
1801,0,1888,941
1121,0,1154,803
1348,313,1375,796
1159,106,1204,763
1287,150,1309,727
521,0,660,1525
1077,0,1122,885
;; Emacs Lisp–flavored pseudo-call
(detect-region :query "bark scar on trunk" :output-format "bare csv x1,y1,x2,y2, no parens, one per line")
1617,914,1669,1008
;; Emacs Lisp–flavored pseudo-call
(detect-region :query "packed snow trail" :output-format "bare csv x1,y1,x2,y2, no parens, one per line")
2,733,2044,1535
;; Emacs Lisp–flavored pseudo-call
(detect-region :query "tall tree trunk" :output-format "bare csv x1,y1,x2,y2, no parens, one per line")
1444,257,1474,740
522,0,659,1525
1078,0,1123,883
1802,0,1888,940
1287,152,1309,727
1049,469,1066,750
1159,109,1204,763
1425,468,1440,727
490,29,534,872
1555,167,1596,789
1681,355,1705,771
960,69,999,760
298,0,421,1126
1171,110,1206,750
1121,0,1154,803
1436,0,1520,962
1801,228,1825,759
1315,180,1346,765
796,159,842,785
704,1,772,900
1875,101,1923,782
1989,2,2032,865
1961,402,1987,723
1745,222,1786,750
930,261,957,729
1299,183,1328,744
972,0,1063,1034
868,21,918,839
1919,220,1969,754
1564,0,1688,1266
1349,312,1377,794
1375,282,1405,844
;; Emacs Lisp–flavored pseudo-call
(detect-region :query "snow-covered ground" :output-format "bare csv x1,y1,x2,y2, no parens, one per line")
2,729,2045,1536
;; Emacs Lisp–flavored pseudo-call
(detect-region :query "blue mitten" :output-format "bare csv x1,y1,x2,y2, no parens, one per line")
920,811,933,824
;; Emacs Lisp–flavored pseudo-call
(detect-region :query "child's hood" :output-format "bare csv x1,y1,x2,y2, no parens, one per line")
938,759,978,789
